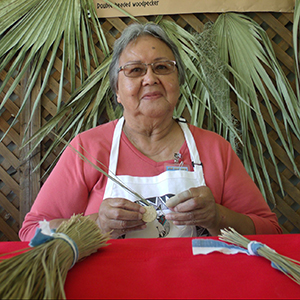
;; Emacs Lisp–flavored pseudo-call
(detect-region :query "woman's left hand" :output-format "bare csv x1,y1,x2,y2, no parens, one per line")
165,186,221,232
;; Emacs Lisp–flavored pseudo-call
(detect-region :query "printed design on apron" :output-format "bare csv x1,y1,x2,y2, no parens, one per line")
103,117,208,238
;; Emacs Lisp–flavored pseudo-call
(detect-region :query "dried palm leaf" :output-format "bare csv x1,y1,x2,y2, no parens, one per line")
0,0,110,142
22,55,121,174
211,13,300,202
158,19,242,152
294,0,300,99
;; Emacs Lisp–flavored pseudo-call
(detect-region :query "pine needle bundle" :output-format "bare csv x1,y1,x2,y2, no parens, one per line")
219,227,300,285
0,214,110,299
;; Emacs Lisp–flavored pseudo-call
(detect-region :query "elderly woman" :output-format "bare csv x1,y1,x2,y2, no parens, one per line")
19,23,281,241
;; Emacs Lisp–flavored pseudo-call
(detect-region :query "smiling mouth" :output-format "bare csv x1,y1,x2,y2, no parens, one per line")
142,92,163,100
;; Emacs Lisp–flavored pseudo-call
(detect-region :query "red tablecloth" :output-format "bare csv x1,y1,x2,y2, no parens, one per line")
1,234,300,299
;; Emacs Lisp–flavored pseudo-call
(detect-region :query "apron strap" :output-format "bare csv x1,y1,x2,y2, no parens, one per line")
108,117,125,173
177,121,202,167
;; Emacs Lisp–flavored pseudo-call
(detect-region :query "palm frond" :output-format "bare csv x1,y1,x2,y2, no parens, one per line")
294,0,300,99
212,13,300,202
0,0,110,142
22,56,120,172
0,0,41,35
158,19,242,151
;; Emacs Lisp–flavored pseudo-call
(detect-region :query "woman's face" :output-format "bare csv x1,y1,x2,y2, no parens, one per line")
116,35,180,120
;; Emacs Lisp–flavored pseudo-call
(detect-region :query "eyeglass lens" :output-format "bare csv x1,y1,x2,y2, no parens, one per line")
123,61,176,77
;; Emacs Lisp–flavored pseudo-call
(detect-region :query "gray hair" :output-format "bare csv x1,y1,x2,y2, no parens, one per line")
109,22,185,95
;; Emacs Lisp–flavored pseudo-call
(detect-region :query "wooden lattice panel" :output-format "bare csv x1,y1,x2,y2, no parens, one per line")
0,66,21,241
0,12,299,241
246,12,300,234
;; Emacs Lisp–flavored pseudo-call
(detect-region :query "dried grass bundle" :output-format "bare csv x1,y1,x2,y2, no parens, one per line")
0,214,110,299
220,227,300,285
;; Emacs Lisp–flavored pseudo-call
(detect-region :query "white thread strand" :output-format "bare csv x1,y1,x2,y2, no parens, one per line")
52,233,79,268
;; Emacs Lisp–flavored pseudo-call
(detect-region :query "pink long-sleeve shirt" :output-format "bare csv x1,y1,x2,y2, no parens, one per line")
19,120,281,241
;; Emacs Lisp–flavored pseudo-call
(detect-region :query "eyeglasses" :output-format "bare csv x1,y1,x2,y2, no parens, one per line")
118,60,177,78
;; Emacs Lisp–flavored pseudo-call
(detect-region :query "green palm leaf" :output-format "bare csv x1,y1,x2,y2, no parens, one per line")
0,0,110,142
294,0,300,99
212,13,300,202
22,56,119,172
158,19,242,151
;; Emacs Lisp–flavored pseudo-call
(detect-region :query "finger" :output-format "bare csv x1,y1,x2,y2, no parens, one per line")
101,215,146,234
110,218,146,230
165,211,194,223
105,206,144,221
108,198,146,214
165,211,201,227
174,186,215,212
174,198,201,212
165,190,192,208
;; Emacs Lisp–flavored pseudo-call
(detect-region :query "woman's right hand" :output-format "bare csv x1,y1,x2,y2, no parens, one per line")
97,198,147,238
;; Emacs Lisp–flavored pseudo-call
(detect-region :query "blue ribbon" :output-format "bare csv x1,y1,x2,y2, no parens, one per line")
30,227,79,268
247,241,264,256
29,227,57,247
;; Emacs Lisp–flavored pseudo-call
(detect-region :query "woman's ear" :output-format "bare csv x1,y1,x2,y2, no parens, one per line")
116,93,121,104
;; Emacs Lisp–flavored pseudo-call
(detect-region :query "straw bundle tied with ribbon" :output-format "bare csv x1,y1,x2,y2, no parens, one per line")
0,214,110,299
192,227,300,285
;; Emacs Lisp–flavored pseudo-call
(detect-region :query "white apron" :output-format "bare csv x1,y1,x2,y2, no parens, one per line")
103,117,207,238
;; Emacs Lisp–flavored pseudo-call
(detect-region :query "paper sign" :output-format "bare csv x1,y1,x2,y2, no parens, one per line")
93,0,295,18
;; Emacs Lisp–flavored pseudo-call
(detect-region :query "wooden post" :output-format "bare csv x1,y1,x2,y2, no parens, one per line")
19,71,41,226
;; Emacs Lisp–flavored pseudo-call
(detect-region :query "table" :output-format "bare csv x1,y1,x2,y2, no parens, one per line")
1,234,300,299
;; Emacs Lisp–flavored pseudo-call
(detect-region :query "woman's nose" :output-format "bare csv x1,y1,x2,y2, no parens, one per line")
142,66,159,85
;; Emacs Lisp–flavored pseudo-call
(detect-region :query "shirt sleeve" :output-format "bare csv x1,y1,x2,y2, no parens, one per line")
221,140,281,234
191,125,282,234
19,134,98,241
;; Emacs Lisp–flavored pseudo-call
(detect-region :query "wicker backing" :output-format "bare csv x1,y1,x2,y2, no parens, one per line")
0,12,299,241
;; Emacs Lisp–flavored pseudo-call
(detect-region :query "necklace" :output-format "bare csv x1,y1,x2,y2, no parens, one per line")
123,121,185,162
